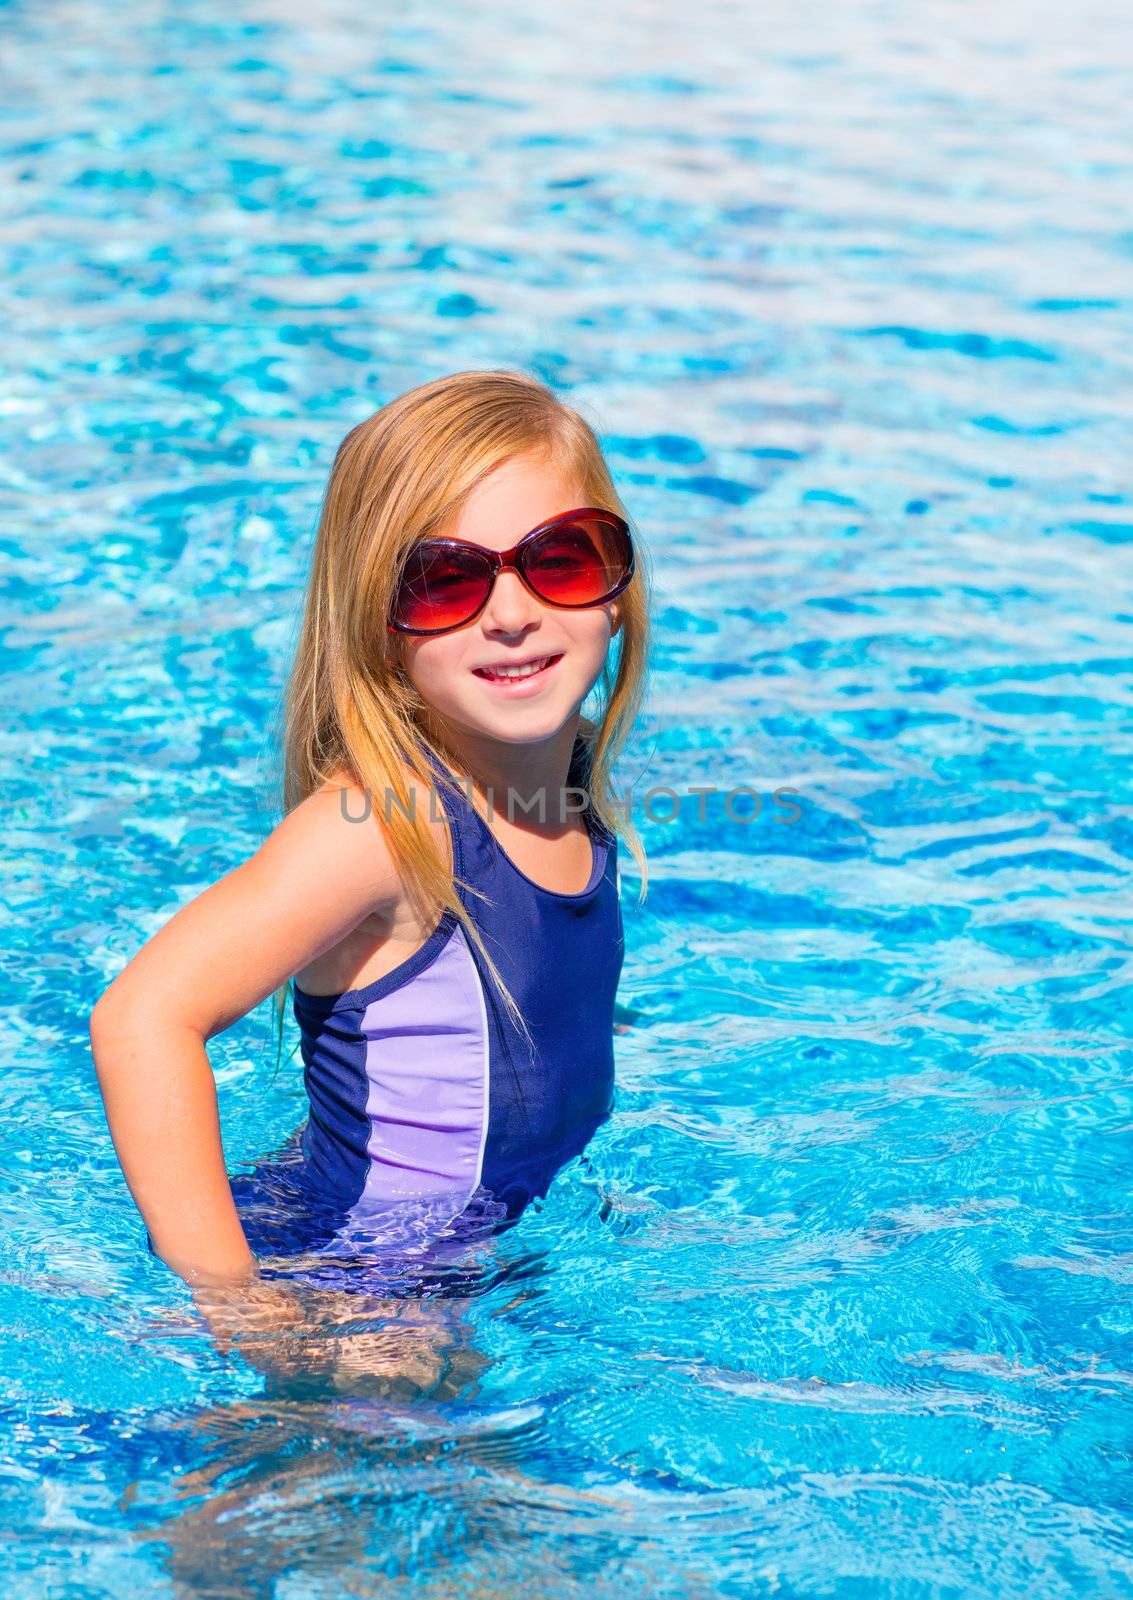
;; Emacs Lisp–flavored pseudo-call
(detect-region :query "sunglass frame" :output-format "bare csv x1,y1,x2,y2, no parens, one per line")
387,506,635,636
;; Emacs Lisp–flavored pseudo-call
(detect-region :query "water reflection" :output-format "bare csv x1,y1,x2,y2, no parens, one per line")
129,1239,554,1595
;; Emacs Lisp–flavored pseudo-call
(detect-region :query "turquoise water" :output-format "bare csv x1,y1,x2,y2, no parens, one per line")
3,0,1133,1592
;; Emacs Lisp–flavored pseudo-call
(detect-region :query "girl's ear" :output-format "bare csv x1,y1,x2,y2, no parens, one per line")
610,602,624,637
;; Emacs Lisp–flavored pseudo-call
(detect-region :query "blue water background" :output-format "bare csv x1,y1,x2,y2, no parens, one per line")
2,0,1132,1594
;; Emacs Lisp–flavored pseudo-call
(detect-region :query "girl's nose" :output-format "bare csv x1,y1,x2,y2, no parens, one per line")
480,567,542,632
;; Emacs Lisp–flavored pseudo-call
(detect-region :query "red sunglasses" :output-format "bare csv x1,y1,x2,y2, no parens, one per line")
387,506,635,637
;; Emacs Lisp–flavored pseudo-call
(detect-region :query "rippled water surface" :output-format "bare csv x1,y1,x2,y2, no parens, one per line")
3,0,1133,1594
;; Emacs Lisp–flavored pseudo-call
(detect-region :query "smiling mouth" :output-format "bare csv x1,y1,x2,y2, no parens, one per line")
473,653,563,683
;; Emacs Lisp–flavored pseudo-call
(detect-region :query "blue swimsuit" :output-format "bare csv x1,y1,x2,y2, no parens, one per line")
231,733,624,1291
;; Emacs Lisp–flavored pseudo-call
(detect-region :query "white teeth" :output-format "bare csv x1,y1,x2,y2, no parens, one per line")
480,655,555,680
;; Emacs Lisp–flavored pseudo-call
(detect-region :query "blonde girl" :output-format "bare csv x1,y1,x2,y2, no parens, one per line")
91,368,651,1337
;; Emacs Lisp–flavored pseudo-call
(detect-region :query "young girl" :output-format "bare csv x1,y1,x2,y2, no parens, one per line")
91,367,651,1311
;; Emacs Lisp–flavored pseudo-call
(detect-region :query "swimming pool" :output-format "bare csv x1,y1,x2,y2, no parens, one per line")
3,0,1132,1592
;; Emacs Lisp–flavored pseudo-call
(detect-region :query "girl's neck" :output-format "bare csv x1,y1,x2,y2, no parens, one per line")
428,715,584,830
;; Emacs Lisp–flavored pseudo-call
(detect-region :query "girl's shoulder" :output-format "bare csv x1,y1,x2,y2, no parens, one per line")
314,755,446,817
287,755,453,909
315,756,452,843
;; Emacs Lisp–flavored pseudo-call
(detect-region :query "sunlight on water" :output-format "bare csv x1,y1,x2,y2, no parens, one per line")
2,0,1132,1593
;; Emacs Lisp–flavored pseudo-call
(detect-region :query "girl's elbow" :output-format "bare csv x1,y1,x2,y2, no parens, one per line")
89,981,152,1054
90,979,131,1037
89,989,119,1047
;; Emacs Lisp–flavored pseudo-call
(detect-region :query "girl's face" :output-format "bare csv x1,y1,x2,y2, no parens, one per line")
398,451,622,748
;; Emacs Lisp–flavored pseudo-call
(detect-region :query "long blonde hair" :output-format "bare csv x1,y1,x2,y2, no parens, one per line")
265,367,653,1067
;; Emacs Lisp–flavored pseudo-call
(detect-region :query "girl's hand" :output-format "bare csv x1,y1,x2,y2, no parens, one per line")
191,1274,472,1400
191,1274,309,1363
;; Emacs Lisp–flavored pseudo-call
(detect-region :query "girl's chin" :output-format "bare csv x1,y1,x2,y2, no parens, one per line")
435,701,573,745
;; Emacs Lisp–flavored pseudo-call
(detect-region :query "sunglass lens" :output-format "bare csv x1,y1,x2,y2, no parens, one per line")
392,545,490,632
524,517,632,606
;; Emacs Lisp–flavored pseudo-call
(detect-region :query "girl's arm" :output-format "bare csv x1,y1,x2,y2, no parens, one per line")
90,777,406,1288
